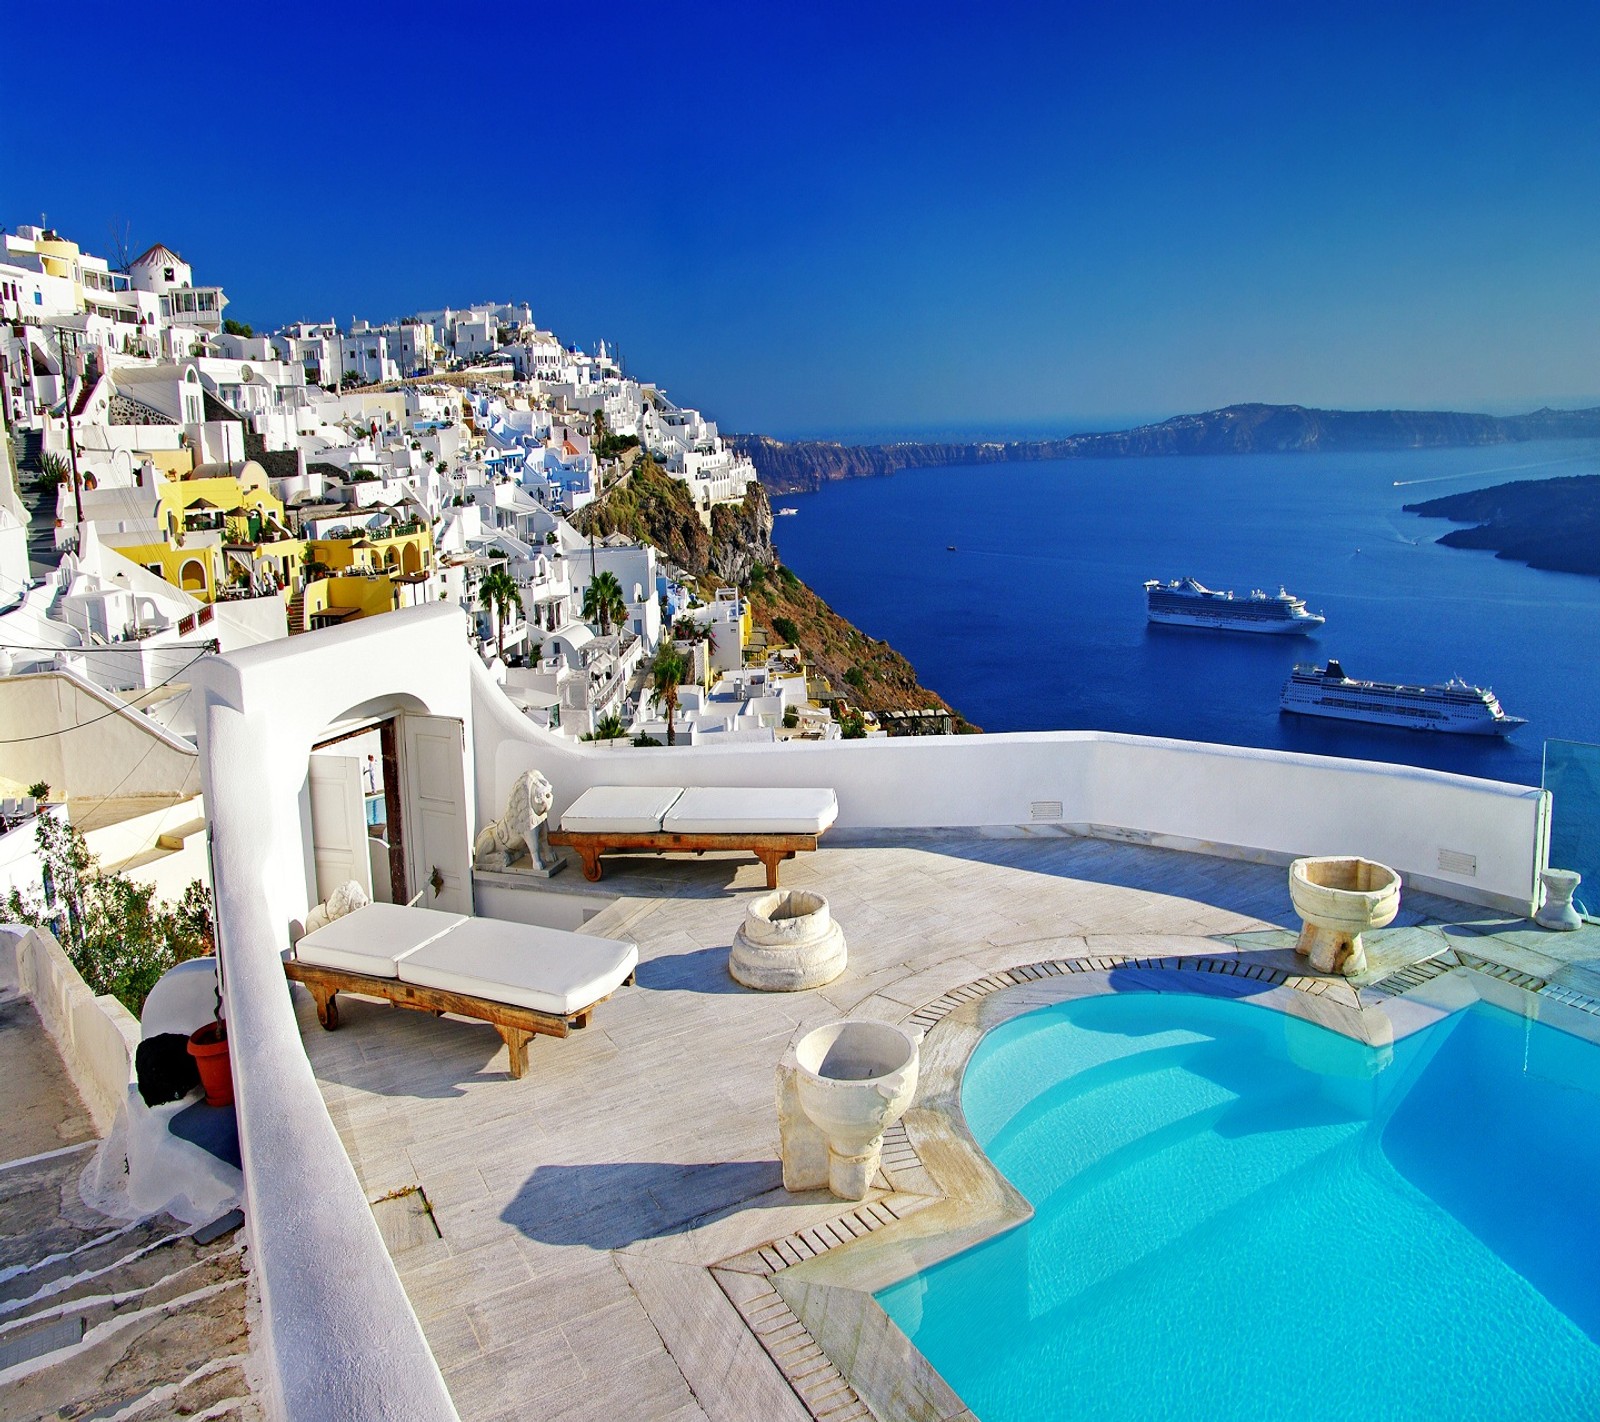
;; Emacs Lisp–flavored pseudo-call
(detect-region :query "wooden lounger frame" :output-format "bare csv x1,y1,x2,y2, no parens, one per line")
284,959,633,1079
546,828,820,889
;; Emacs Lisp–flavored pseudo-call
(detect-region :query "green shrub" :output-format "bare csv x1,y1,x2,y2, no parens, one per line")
844,666,868,691
37,451,69,493
771,617,800,645
4,815,214,1015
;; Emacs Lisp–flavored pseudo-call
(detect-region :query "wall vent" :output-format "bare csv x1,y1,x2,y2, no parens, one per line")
1031,801,1063,822
1438,848,1477,877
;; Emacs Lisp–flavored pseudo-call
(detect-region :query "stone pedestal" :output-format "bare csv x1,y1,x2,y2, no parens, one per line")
731,889,846,991
1536,868,1583,931
1289,856,1402,976
779,1020,918,1201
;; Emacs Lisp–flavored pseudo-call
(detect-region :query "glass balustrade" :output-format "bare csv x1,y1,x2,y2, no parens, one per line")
1542,739,1600,919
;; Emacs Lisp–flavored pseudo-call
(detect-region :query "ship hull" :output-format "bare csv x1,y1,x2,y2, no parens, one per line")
1280,700,1523,736
1149,609,1321,635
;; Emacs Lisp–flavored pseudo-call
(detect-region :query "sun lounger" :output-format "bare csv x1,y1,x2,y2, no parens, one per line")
548,785,838,888
285,903,638,1078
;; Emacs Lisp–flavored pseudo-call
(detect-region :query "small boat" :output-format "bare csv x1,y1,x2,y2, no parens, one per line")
947,544,957,552
776,506,798,516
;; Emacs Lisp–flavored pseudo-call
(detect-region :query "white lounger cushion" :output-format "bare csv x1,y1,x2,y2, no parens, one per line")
561,785,684,834
295,903,467,979
398,917,639,1017
662,786,839,836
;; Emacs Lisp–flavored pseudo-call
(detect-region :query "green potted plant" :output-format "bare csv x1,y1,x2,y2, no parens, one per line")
187,974,233,1107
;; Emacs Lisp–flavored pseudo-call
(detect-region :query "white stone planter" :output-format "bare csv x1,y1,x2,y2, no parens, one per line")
729,889,847,991
1289,856,1402,976
780,1020,919,1201
1536,868,1584,931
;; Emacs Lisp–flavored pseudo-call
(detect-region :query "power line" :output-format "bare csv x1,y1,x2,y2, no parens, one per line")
0,646,213,744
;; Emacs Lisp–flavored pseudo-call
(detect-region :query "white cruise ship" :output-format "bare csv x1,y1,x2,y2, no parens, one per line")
1280,660,1526,736
1144,577,1325,634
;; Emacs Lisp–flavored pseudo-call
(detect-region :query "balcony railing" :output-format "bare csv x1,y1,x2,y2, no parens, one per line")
1542,739,1600,918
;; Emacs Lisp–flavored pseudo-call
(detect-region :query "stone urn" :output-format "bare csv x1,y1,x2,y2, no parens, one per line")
782,1020,919,1201
1289,856,1402,976
730,889,847,991
1536,868,1584,931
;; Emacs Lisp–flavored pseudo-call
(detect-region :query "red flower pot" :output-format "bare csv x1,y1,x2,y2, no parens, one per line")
188,1021,234,1108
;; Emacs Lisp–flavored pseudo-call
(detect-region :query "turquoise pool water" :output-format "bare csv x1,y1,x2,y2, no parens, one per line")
876,989,1600,1420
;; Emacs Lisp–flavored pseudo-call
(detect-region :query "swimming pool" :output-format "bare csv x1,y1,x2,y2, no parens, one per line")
876,989,1600,1420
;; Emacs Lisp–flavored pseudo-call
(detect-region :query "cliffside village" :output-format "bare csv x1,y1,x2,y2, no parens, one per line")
0,223,919,903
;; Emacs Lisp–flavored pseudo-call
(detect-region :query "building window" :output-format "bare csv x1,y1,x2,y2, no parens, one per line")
163,267,175,282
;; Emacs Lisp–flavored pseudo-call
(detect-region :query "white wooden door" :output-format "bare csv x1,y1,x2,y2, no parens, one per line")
307,753,373,903
399,714,472,915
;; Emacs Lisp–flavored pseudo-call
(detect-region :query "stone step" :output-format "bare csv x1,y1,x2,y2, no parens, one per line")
156,816,209,853
0,1265,258,1421
0,1141,258,1420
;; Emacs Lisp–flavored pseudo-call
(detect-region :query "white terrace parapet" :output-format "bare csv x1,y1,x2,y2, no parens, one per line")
478,674,1548,916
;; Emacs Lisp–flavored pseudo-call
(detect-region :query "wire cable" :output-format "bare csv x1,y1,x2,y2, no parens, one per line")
0,646,213,743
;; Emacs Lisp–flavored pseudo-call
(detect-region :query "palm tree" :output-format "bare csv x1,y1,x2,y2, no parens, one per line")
582,570,627,636
478,567,523,660
651,644,689,746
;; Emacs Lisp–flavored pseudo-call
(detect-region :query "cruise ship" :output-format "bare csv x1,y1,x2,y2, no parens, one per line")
1144,577,1325,634
1280,660,1527,735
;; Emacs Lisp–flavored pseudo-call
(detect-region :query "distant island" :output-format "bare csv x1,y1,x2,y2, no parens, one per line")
1405,475,1600,580
733,402,1600,494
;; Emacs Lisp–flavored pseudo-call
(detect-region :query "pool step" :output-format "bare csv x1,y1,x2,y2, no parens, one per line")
992,1046,1238,1200
1020,1075,1359,1315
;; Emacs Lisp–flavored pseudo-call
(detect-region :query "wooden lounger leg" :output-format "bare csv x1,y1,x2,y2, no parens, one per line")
576,845,604,882
312,984,340,1031
502,1025,533,1079
755,848,785,890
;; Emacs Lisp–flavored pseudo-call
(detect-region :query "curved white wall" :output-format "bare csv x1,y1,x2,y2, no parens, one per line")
195,606,468,1422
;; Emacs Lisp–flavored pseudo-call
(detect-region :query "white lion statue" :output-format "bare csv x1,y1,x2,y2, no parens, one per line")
473,770,561,874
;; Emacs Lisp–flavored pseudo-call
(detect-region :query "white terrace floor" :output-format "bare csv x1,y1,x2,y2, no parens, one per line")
298,831,1600,1422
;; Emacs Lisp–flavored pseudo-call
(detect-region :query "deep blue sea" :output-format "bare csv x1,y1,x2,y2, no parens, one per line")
773,439,1600,787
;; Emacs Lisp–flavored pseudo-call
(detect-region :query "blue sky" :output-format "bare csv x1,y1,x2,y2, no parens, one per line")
9,2,1599,436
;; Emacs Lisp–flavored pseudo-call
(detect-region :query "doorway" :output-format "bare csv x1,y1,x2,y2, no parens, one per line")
306,711,471,915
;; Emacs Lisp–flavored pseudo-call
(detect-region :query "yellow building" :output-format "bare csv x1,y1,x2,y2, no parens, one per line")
293,522,434,633
113,460,297,601
305,522,432,581
302,574,403,630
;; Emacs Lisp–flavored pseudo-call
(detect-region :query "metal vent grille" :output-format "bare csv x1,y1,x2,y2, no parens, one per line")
1438,848,1477,876
1031,800,1063,821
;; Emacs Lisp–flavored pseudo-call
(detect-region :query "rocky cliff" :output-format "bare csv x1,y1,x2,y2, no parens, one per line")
573,462,971,727
733,403,1600,494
